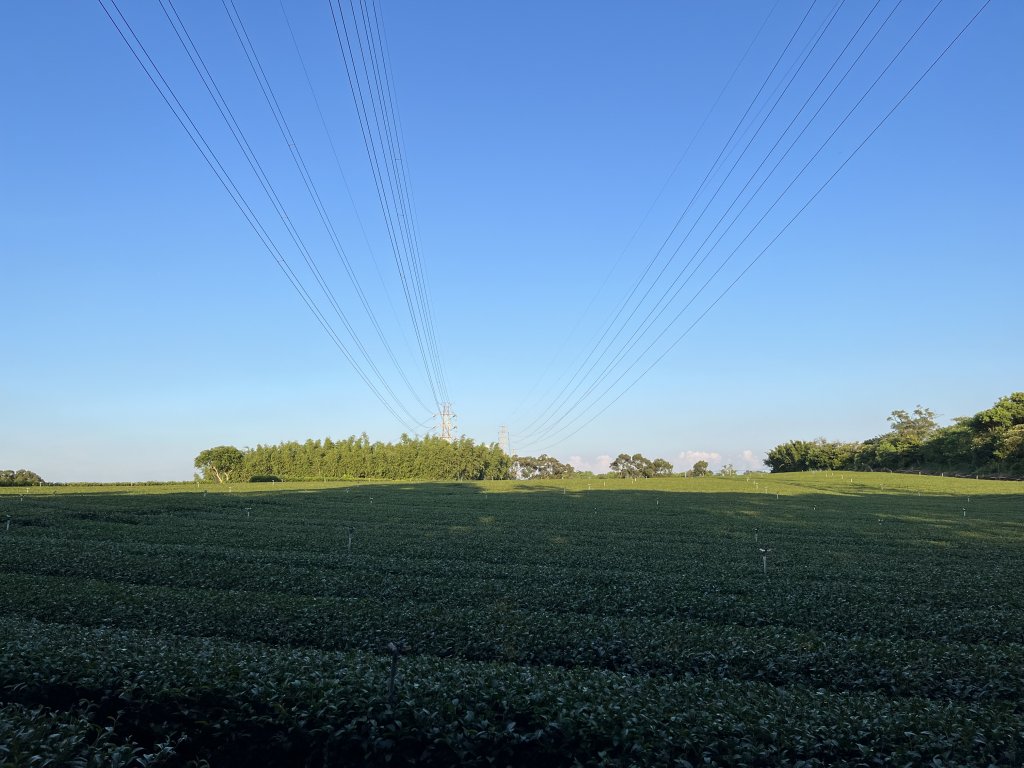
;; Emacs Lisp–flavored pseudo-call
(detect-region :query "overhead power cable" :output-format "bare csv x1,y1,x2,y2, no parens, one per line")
520,0,898,446
518,0,838,443
521,0,991,451
159,0,430,428
216,0,434,417
98,0,425,432
516,0,826,441
518,0,916,448
509,0,784,422
327,0,451,407
275,0,419,371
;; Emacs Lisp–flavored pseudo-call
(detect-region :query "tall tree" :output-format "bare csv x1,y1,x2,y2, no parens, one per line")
887,406,938,442
194,446,244,484
652,458,674,476
609,453,657,478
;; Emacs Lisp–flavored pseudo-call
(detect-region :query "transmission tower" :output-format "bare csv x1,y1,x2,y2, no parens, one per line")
498,426,510,455
436,403,457,443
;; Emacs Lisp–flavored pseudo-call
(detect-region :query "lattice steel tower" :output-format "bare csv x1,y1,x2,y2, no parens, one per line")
436,403,457,443
498,426,510,455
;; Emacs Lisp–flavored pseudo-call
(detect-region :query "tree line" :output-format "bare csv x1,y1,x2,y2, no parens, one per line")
195,435,512,483
0,469,44,487
194,438,682,483
765,393,1024,477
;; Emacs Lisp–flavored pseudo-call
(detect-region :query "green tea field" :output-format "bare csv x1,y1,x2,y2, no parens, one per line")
1,473,1022,766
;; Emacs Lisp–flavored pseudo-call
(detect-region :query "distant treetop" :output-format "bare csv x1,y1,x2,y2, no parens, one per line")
0,469,45,486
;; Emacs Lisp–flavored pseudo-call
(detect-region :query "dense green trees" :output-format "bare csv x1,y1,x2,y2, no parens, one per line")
0,469,44,487
608,453,674,478
510,454,575,480
764,438,859,473
765,393,1024,477
195,436,511,482
887,406,938,442
194,446,245,484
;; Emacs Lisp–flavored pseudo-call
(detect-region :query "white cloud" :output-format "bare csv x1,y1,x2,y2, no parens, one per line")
569,454,613,474
738,449,764,471
678,450,722,469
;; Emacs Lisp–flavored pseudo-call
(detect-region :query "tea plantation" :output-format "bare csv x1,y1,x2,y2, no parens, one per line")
1,473,1022,766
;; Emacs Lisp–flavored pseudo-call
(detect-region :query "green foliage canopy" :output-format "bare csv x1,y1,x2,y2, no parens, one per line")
0,469,44,487
194,446,245,484
196,435,512,482
765,393,1024,476
690,460,710,477
608,453,673,478
511,454,575,480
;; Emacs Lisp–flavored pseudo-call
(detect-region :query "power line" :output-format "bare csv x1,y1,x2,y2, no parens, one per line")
518,0,837,442
363,0,452,404
522,0,991,452
98,0,424,432
161,0,428,428
276,0,411,352
522,0,901,447
509,0,784,422
218,0,434,418
327,0,451,407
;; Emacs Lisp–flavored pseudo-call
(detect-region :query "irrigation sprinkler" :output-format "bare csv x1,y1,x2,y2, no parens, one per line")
386,641,405,709
759,547,773,577
754,528,759,544
244,507,252,519
347,526,354,554
5,515,10,532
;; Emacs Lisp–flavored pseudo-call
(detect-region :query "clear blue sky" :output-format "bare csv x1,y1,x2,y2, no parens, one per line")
2,1,1021,481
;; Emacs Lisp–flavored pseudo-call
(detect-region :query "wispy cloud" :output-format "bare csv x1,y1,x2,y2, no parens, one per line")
739,449,764,471
569,454,613,474
677,449,766,473
678,450,722,469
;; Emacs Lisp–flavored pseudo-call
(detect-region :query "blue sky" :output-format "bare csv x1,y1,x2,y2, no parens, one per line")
2,1,1021,481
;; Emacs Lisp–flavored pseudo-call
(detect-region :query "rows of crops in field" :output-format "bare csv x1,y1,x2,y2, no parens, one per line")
1,474,1022,765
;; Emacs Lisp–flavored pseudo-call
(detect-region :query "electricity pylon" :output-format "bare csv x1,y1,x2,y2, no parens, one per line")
436,403,457,443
